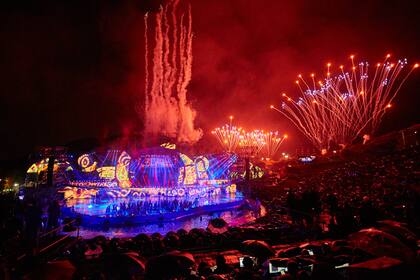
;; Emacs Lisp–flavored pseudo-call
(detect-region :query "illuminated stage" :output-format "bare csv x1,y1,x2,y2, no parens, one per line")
25,145,254,231
52,146,238,199
62,189,246,227
66,196,261,238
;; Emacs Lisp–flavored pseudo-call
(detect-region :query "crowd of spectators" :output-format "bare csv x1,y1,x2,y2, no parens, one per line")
0,190,61,256
251,146,420,238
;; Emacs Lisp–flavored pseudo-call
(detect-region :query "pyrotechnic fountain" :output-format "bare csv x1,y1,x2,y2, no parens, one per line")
212,119,288,159
271,54,418,152
238,130,266,157
142,0,202,143
211,125,243,153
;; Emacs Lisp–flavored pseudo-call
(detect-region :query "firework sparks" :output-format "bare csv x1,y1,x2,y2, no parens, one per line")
143,0,202,143
212,119,287,158
238,130,266,157
263,132,287,159
211,124,243,153
272,54,418,151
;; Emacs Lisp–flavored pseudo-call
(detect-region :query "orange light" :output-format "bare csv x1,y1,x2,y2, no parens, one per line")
284,134,288,138
327,63,331,67
287,98,292,101
312,100,317,104
414,63,419,68
311,73,315,77
386,54,391,58
386,104,392,108
295,80,299,84
270,105,274,109
360,91,364,95
282,93,286,97
229,115,233,120
340,65,344,69
377,63,381,67
350,55,354,59
298,74,302,78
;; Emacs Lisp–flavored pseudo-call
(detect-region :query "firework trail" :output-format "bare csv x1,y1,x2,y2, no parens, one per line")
263,132,287,159
211,124,243,153
212,118,288,158
239,130,266,157
143,0,202,143
272,54,418,151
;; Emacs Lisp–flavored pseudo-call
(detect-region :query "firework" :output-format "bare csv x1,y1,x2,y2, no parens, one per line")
142,0,202,143
212,119,288,158
238,130,266,156
272,54,418,151
211,125,243,153
263,132,287,159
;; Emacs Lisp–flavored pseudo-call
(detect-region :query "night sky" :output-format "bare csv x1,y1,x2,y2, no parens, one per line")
1,0,420,161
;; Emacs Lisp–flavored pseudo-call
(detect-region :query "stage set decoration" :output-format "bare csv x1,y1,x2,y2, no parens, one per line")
28,146,239,199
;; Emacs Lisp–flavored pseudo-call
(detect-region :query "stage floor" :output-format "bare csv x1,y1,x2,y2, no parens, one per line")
61,191,263,237
66,206,261,238
65,191,244,217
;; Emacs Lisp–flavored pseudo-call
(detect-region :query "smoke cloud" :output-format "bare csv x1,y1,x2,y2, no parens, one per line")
143,0,202,144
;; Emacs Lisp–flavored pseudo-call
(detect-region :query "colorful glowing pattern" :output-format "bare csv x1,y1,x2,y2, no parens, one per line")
97,166,116,180
62,184,238,200
194,156,209,180
26,159,48,174
77,154,97,172
62,148,237,197
26,159,73,174
116,151,132,188
161,142,176,149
